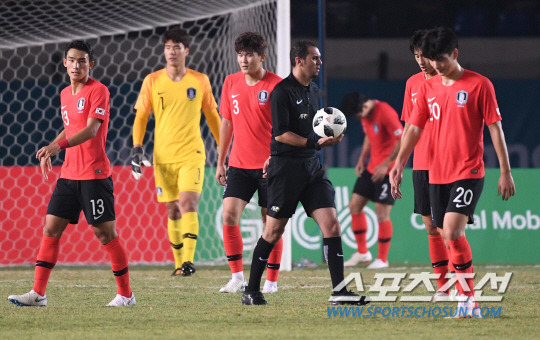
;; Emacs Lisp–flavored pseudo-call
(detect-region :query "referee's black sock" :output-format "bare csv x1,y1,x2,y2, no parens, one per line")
246,237,275,292
324,236,346,293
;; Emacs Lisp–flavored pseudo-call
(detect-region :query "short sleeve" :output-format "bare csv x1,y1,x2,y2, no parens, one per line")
270,84,290,136
401,79,413,122
88,84,110,121
219,76,231,120
409,83,429,129
479,77,502,126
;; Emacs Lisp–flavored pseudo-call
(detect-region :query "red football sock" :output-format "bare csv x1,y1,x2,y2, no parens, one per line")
223,224,243,274
428,234,449,292
448,236,474,297
266,237,283,282
351,212,368,253
377,220,393,262
446,246,461,293
103,237,132,297
33,236,60,296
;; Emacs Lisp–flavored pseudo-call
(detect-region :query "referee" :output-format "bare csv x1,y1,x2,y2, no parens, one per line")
241,40,370,306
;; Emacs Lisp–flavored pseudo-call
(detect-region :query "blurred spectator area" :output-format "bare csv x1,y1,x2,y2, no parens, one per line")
292,0,540,38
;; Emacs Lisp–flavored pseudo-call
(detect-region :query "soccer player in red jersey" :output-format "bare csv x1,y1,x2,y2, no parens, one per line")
401,30,453,301
216,32,283,294
8,41,134,307
340,94,402,269
390,27,515,317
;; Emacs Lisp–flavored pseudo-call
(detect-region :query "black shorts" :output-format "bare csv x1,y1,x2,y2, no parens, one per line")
429,178,484,229
413,170,430,216
352,170,395,205
47,177,116,225
266,156,335,218
223,166,267,207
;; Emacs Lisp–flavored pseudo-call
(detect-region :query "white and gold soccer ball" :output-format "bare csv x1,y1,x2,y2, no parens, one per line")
312,107,347,138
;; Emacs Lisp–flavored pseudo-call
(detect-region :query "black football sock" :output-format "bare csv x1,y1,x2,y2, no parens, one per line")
323,236,346,293
246,237,275,292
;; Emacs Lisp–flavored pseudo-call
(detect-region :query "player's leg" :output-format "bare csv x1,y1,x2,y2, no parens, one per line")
345,171,374,266
413,170,450,299
242,216,287,305
8,179,77,307
82,176,134,306
220,196,249,292
220,167,259,292
176,159,205,276
367,202,392,269
154,163,184,275
257,172,283,294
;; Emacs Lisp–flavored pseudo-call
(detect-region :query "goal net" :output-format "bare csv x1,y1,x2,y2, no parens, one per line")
0,0,291,268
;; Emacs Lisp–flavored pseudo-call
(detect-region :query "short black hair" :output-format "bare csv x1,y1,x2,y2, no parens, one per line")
235,32,267,55
290,40,317,67
421,27,458,60
340,92,368,117
64,40,94,61
409,29,428,54
162,27,191,48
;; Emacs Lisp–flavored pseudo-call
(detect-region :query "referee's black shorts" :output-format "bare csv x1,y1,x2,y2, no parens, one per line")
47,177,116,225
266,156,335,218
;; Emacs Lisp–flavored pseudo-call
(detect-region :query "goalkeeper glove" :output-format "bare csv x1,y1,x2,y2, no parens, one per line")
131,146,152,180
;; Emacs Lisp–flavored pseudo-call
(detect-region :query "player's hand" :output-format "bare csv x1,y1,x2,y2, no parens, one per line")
355,161,365,177
39,156,52,181
372,164,389,183
498,172,516,201
216,164,227,186
262,156,271,178
319,134,344,148
131,146,152,180
36,143,61,161
389,164,403,199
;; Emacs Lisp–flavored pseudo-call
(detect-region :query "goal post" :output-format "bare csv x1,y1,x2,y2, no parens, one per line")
0,0,292,270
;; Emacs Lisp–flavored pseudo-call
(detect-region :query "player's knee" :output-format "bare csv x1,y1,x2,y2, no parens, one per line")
93,228,117,245
321,219,341,237
348,201,362,215
262,226,284,244
165,204,181,220
222,210,240,226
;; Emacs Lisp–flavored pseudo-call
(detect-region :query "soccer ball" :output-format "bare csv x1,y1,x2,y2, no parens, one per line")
312,107,347,138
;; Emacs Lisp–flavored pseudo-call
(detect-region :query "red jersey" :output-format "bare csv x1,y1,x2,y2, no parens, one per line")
59,78,111,180
401,72,430,170
361,100,403,174
219,70,282,169
410,70,502,184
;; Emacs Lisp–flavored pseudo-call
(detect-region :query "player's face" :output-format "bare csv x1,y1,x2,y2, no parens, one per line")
237,50,265,75
358,100,375,119
414,49,435,76
299,46,322,79
429,49,458,77
63,48,93,82
164,40,189,67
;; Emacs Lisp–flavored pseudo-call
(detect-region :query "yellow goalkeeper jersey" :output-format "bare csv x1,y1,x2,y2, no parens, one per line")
134,68,220,164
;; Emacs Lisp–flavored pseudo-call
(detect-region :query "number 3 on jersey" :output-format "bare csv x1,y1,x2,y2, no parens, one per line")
62,110,69,125
233,99,239,115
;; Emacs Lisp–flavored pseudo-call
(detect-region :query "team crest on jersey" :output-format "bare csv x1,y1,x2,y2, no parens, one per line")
373,123,379,134
156,187,163,196
77,98,85,111
456,90,468,106
258,90,269,104
187,88,196,100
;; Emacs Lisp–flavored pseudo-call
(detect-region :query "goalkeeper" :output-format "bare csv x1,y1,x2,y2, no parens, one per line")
132,27,220,276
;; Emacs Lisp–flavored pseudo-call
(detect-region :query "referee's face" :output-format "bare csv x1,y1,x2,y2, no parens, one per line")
303,46,322,79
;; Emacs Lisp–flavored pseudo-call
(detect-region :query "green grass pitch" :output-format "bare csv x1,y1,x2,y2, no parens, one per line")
1,264,539,339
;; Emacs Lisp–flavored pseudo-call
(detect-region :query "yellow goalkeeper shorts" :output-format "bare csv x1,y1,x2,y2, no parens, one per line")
154,160,205,202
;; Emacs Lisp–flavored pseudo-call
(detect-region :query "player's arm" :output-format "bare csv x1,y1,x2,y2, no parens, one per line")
373,138,401,183
488,121,515,200
389,125,422,199
216,117,232,186
131,109,153,180
203,108,221,146
356,136,370,177
36,118,104,180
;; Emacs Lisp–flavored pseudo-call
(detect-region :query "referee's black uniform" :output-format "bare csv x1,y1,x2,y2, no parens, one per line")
266,73,336,218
